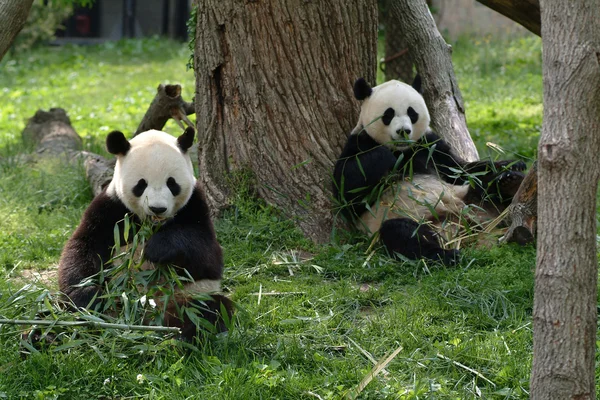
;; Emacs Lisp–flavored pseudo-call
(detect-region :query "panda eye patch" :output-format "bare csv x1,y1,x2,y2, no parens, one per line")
167,177,181,196
382,107,395,126
132,179,147,197
407,107,419,124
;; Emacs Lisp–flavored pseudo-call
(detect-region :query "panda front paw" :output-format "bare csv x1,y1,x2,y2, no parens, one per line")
497,160,526,172
495,170,525,198
144,234,181,265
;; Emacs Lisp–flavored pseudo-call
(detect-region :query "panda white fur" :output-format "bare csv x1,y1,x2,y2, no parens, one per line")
58,128,233,340
333,77,526,264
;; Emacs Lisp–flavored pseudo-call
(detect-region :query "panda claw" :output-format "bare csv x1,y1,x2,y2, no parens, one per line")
507,160,526,172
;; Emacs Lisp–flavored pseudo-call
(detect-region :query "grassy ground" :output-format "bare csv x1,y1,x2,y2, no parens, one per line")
0,36,545,399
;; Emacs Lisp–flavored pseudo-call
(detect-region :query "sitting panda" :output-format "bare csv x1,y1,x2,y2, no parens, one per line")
58,127,233,341
333,77,526,264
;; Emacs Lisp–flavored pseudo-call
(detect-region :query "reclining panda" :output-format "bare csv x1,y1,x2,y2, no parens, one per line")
333,77,526,264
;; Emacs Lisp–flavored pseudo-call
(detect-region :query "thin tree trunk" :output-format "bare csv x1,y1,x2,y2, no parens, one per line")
382,1,413,83
194,0,377,243
0,0,34,62
389,0,479,161
475,0,540,36
531,0,600,397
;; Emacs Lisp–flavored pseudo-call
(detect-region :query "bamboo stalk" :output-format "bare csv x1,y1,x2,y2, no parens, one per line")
0,318,180,333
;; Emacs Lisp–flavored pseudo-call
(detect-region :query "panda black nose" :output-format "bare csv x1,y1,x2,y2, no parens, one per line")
397,128,411,135
149,206,167,215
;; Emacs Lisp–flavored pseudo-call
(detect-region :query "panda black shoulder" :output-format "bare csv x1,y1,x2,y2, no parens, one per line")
68,190,130,243
172,181,213,224
58,189,131,308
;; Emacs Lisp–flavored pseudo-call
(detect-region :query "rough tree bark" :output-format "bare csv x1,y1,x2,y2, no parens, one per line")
382,1,414,83
390,0,479,161
531,0,600,398
194,0,377,243
475,0,540,36
0,0,34,62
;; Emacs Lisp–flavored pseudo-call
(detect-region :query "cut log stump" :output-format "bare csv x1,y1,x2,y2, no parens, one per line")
500,161,538,245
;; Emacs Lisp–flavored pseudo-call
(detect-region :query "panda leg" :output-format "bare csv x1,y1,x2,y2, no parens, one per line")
379,218,459,266
467,170,526,208
165,294,235,342
493,170,525,199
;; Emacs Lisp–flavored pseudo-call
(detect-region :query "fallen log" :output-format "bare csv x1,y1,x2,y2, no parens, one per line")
21,108,112,196
23,108,82,155
21,84,195,196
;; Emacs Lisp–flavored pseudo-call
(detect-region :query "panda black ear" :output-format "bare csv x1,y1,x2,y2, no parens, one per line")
177,127,195,153
106,130,131,155
412,74,423,94
353,78,373,100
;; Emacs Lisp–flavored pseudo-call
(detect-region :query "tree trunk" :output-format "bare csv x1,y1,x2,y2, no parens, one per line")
531,0,600,398
475,0,540,36
0,0,34,61
193,0,378,243
382,1,414,83
389,0,479,161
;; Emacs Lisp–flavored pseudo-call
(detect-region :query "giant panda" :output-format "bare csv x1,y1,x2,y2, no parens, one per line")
58,127,233,341
333,77,526,264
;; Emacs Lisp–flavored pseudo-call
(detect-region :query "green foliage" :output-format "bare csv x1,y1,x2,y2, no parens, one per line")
452,35,543,160
11,0,73,53
0,36,551,398
0,37,195,151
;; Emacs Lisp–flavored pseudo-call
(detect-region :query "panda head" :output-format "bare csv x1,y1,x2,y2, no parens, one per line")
352,77,430,147
106,128,196,223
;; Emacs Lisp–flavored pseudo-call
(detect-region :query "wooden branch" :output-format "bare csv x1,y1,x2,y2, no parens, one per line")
134,84,195,137
500,161,537,245
22,84,194,196
475,0,540,36
390,0,479,161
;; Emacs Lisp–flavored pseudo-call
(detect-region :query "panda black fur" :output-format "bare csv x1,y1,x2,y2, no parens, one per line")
333,77,526,264
58,127,233,340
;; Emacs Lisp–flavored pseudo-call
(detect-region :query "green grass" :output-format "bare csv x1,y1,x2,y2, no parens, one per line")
0,36,544,399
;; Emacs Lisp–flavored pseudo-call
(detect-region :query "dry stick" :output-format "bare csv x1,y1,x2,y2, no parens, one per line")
346,345,403,399
251,291,305,296
0,318,180,333
436,353,496,387
348,337,390,377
